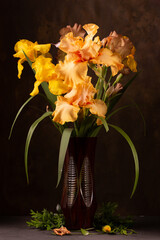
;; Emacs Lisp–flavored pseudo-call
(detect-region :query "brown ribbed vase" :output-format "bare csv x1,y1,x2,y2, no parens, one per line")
60,137,97,230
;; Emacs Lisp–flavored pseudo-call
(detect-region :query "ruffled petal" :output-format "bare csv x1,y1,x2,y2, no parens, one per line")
55,59,89,87
83,24,99,38
32,55,57,82
64,82,96,106
53,96,80,125
59,32,83,53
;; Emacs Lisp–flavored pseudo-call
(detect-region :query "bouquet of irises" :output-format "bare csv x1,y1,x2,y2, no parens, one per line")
10,23,139,197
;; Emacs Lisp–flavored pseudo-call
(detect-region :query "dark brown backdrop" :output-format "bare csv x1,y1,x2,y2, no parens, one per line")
1,0,160,216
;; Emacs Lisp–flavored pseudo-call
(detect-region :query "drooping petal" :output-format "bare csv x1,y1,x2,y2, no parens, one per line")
87,99,107,117
53,96,80,125
30,80,42,96
17,58,25,79
92,48,123,76
124,54,137,72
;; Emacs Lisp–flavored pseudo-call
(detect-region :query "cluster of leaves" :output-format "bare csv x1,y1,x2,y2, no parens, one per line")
26,208,65,231
93,202,136,235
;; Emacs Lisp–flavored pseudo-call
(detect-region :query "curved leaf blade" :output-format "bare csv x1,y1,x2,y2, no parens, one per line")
98,116,109,132
108,123,139,198
25,111,53,183
8,95,35,140
56,128,73,188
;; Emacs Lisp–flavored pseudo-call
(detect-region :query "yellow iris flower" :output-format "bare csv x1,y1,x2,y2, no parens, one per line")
30,55,70,96
13,39,51,78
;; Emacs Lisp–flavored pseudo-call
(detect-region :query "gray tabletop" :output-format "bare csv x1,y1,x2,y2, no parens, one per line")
0,216,160,240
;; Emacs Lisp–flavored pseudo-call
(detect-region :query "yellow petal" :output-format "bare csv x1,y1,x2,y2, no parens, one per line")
17,58,25,79
30,80,41,96
49,79,70,95
13,39,38,61
53,96,80,125
92,48,124,76
32,55,57,82
125,55,137,72
33,44,51,54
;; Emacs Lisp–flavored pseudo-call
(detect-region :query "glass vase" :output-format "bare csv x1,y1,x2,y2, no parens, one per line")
60,137,97,230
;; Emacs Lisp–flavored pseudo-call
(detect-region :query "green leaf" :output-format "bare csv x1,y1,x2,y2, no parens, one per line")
25,111,53,183
8,95,35,139
41,82,57,110
23,50,34,71
108,124,139,198
56,128,73,187
98,116,109,132
81,228,89,235
106,105,130,120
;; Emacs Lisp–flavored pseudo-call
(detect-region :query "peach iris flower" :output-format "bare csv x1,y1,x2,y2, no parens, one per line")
13,39,51,78
58,24,123,76
53,81,107,125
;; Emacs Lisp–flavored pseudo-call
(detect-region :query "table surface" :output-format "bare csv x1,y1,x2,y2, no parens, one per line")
0,216,160,240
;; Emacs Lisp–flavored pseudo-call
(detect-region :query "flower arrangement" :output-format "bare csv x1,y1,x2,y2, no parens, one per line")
10,23,139,197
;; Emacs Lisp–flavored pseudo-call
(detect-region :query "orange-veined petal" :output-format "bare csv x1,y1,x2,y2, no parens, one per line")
55,59,89,87
64,82,96,106
92,48,123,76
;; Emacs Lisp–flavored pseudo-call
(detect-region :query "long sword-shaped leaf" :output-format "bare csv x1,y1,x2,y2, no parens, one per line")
98,116,109,132
23,50,56,110
25,111,53,183
108,123,139,198
56,128,73,187
8,96,35,139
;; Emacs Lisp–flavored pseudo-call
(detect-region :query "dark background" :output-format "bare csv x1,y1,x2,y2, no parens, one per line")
1,0,160,216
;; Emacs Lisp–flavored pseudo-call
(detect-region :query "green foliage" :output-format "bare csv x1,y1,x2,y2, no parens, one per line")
26,209,65,230
94,202,135,235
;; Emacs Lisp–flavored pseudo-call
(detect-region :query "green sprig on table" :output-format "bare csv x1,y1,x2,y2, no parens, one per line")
93,202,136,235
26,208,65,230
